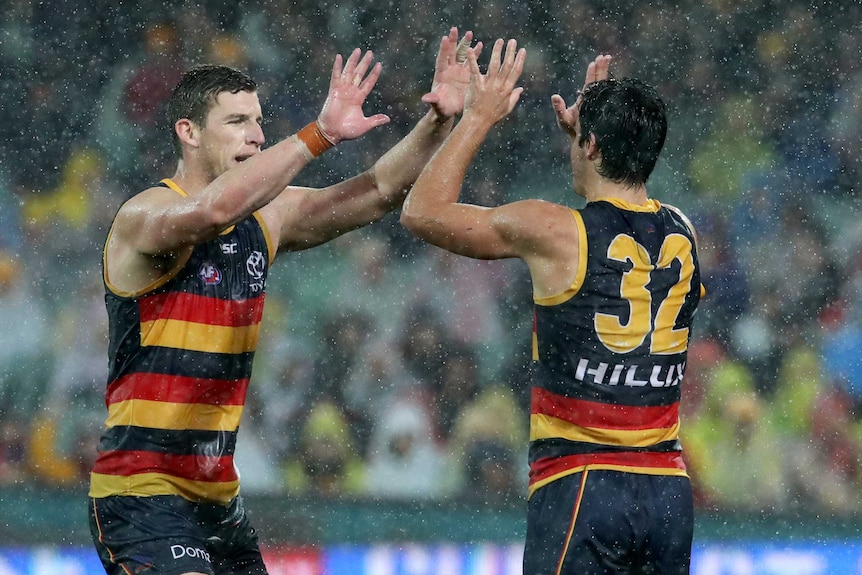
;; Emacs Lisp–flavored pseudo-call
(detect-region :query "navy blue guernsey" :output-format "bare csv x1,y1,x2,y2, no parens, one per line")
529,197,702,496
89,178,274,504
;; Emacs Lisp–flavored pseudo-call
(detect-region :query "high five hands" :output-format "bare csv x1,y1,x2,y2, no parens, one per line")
461,38,527,127
551,54,612,137
317,49,392,144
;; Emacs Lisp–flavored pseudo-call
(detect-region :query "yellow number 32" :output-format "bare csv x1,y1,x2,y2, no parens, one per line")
595,233,696,355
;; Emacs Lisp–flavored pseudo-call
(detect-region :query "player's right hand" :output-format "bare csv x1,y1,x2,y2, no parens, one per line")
317,49,391,144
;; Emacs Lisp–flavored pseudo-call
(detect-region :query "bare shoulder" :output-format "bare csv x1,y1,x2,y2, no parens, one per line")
492,198,579,257
117,185,184,217
494,198,574,232
511,200,583,299
105,186,192,294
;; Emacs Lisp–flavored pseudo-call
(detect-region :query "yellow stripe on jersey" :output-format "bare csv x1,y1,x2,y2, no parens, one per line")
89,472,239,504
530,413,680,447
140,319,260,354
534,209,589,307
106,399,243,432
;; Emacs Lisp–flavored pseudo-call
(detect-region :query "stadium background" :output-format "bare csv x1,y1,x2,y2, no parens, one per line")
1,1,861,573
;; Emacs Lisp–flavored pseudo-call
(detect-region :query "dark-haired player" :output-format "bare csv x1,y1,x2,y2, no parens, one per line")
402,43,703,574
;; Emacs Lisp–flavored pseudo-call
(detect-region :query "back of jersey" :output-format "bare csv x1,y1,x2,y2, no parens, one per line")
528,198,702,495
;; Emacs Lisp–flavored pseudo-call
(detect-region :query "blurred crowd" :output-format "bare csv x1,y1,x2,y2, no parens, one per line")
1,0,861,516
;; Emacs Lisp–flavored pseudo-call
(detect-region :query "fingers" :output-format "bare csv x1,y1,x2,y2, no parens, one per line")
330,54,343,85
584,54,612,87
435,27,474,70
551,94,568,116
550,94,573,130
472,41,484,61
509,44,527,85
365,113,391,130
466,45,482,78
335,48,376,88
507,86,525,114
434,28,456,71
420,92,440,105
351,50,375,86
594,54,612,81
480,39,525,92
358,61,383,93
487,39,504,78
454,31,473,65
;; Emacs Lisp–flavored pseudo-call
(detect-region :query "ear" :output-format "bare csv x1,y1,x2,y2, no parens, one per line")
175,119,200,149
586,133,600,161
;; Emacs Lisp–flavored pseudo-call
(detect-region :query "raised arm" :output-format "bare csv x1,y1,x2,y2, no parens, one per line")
267,27,482,252
400,38,530,260
106,50,388,293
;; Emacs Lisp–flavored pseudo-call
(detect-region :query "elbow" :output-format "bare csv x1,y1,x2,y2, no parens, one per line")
399,204,425,235
399,209,415,231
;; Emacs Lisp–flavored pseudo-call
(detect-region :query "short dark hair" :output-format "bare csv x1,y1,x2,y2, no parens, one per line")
578,78,667,187
167,64,257,154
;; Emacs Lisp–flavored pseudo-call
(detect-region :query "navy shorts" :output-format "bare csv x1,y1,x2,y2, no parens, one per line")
524,470,693,575
89,495,268,575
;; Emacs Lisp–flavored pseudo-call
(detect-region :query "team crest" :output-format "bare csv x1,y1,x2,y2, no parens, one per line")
198,262,222,285
246,251,266,280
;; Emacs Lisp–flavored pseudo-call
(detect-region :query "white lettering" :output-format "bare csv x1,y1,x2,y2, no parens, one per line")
624,366,648,387
576,358,588,381
572,358,685,388
649,365,666,387
586,362,609,384
608,364,624,386
171,544,211,562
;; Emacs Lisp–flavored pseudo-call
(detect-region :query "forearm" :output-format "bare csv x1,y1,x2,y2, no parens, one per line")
369,109,454,209
205,128,323,226
402,112,492,219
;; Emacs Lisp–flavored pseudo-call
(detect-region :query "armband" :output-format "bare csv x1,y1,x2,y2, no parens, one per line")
296,122,335,157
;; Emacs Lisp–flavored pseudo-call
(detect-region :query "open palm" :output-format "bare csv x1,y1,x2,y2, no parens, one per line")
318,48,391,143
422,28,482,119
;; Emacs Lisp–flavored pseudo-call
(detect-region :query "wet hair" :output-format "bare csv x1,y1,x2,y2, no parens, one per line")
167,64,257,154
578,77,667,187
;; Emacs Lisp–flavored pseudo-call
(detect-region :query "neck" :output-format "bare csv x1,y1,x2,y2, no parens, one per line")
170,159,211,196
580,169,648,204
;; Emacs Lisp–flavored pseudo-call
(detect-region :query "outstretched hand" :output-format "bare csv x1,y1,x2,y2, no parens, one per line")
462,38,526,127
551,54,611,137
317,49,391,144
421,27,483,120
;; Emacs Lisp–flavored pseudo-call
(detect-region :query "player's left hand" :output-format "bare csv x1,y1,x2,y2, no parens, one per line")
421,27,483,120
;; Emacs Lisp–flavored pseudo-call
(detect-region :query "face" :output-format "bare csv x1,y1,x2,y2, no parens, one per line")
196,90,265,179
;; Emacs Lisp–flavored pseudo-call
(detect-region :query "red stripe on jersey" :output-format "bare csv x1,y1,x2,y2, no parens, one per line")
530,451,686,485
531,387,679,431
139,292,264,327
106,373,249,406
92,449,238,483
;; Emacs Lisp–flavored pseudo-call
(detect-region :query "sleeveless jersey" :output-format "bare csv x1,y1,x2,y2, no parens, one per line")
89,179,274,504
529,197,702,496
